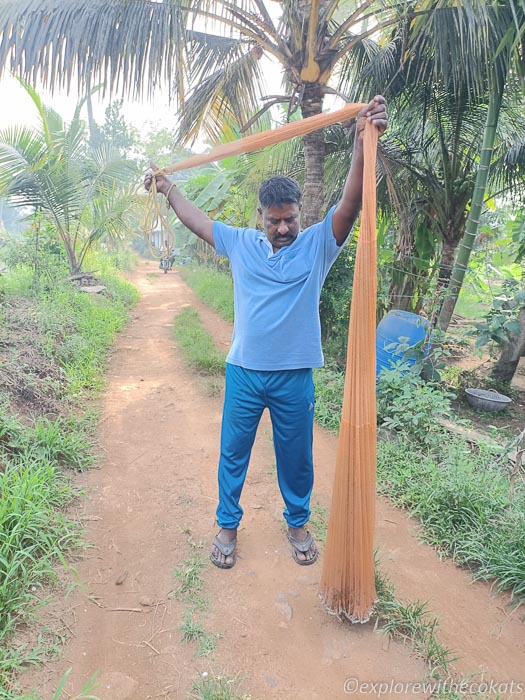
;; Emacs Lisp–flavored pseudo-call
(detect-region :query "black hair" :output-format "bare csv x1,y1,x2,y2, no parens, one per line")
258,176,302,208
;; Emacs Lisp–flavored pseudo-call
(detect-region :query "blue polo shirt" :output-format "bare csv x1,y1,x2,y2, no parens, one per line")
212,205,344,371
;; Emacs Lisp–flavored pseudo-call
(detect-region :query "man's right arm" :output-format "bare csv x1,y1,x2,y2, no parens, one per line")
145,163,215,248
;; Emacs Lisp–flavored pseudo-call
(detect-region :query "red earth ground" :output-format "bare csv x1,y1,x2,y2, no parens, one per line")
19,261,525,700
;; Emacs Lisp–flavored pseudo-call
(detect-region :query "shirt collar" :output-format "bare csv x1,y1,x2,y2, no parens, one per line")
258,233,274,258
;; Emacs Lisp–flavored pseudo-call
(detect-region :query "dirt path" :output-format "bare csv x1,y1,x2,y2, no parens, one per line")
20,261,524,700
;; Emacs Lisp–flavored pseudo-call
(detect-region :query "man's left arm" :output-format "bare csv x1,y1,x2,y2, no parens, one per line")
331,95,388,246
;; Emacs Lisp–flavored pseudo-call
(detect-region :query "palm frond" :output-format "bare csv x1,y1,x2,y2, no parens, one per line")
407,2,513,100
0,0,189,99
176,41,267,143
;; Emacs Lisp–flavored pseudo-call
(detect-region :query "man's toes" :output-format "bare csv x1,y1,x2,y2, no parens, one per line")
211,545,223,564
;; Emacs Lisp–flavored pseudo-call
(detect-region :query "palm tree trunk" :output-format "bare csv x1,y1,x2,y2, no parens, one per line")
300,86,326,228
389,274,415,312
437,82,504,331
438,237,456,285
86,90,100,148
491,308,525,383
388,221,416,312
59,232,80,275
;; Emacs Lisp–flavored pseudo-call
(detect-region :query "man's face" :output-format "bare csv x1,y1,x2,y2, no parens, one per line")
259,203,301,251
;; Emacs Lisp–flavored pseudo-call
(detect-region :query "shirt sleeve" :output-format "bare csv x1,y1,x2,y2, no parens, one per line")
317,205,345,279
212,220,241,259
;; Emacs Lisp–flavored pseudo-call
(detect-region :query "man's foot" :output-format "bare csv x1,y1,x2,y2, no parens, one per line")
287,526,318,566
210,528,237,569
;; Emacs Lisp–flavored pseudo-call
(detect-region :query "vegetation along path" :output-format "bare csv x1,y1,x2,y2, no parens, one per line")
21,261,525,700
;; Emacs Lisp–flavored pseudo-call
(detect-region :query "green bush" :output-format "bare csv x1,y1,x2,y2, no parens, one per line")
377,363,455,440
313,365,344,432
319,243,356,365
0,225,69,297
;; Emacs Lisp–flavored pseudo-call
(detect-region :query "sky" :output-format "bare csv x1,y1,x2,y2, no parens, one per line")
0,2,283,137
0,2,342,155
0,73,179,133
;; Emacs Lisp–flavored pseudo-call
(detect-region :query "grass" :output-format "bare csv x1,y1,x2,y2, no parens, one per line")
377,435,525,602
374,568,453,677
179,266,234,323
308,502,329,544
197,634,220,658
50,669,100,700
0,427,83,678
454,286,490,321
24,415,96,472
171,554,215,653
40,280,138,394
313,365,344,432
173,308,226,375
180,611,206,643
179,612,220,657
0,255,139,698
172,553,207,602
190,674,253,700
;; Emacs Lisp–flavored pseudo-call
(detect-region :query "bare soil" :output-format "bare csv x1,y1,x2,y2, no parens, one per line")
18,261,525,699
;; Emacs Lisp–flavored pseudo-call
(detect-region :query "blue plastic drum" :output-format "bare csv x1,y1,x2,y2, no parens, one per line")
376,310,429,378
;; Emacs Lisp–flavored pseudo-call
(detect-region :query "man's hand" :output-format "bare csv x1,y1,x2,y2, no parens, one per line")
356,95,388,138
144,160,214,247
144,161,172,196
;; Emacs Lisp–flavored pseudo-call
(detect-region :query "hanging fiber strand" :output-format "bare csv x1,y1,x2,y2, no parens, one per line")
152,103,366,176
144,105,362,256
141,176,176,259
145,103,363,265
148,105,379,621
319,121,379,622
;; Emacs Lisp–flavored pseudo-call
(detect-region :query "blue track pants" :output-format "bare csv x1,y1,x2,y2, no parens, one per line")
216,363,315,530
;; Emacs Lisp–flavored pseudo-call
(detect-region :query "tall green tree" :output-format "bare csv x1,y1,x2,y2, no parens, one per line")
0,0,400,226
0,83,137,274
100,100,138,157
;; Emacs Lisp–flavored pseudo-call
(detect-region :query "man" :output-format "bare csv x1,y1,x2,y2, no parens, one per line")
145,95,387,569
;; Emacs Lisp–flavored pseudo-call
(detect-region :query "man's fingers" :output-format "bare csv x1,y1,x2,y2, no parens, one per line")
364,95,386,114
144,164,156,191
356,94,388,135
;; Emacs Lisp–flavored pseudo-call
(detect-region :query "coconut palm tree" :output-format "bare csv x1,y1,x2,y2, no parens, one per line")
334,0,525,323
0,0,401,227
402,0,525,330
379,86,525,315
0,82,137,274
